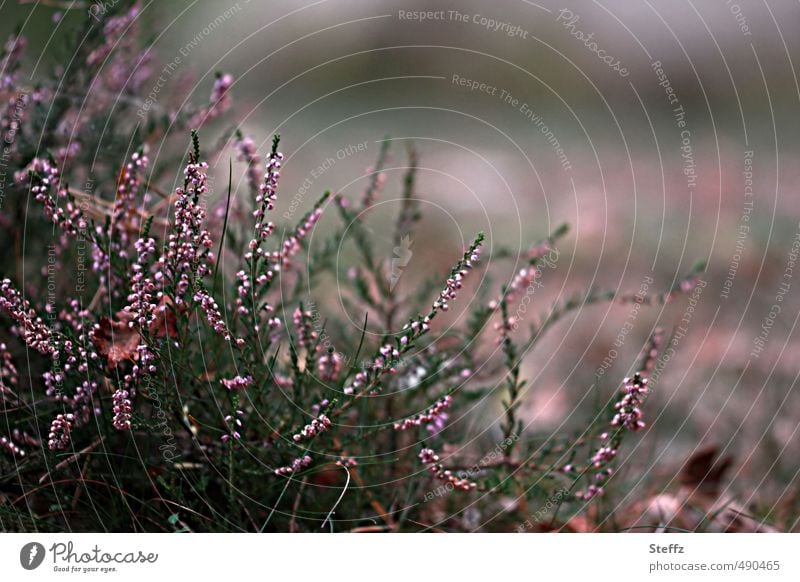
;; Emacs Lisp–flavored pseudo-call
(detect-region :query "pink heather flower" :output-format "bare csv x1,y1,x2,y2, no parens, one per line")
342,342,400,396
418,447,477,491
247,140,283,258
135,342,157,376
235,133,262,194
12,429,40,449
426,413,449,434
0,278,58,355
258,142,281,214
335,456,357,468
343,370,365,396
611,373,649,432
209,73,233,112
489,266,539,313
235,269,267,315
0,92,30,158
44,369,64,400
394,395,453,431
121,236,160,388
0,342,18,390
310,399,330,416
20,157,86,237
0,435,24,458
342,235,484,398
577,484,604,501
433,245,481,313
194,289,241,345
62,301,99,375
238,138,283,317
110,149,149,253
221,409,245,442
112,389,133,431
48,413,75,450
125,237,159,329
274,454,312,476
527,239,554,262
639,327,664,378
86,5,140,66
493,315,517,344
115,343,156,398
578,373,652,500
275,207,323,266
71,380,99,426
419,447,439,465
292,307,318,351
591,446,617,466
508,266,538,299
189,72,234,127
159,156,213,305
55,142,81,166
0,34,26,90
221,375,253,391
273,373,293,389
317,351,343,382
82,4,150,97
292,414,332,442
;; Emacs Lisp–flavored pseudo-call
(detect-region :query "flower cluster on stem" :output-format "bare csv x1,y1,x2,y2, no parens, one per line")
48,413,75,450
22,158,85,236
577,373,650,501
274,454,312,476
317,350,342,382
432,244,481,313
394,395,452,431
419,447,477,491
274,205,325,267
125,237,159,330
0,278,58,355
0,435,24,458
292,306,318,351
194,288,240,344
0,34,25,90
188,72,234,127
342,234,484,397
292,414,331,442
238,136,282,320
112,389,132,431
86,5,141,66
0,342,18,391
235,132,262,195
221,410,245,442
221,375,253,391
72,380,98,426
109,149,149,258
249,138,282,256
159,151,213,304
335,456,357,468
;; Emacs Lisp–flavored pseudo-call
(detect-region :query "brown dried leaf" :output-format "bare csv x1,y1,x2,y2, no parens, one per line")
149,294,179,339
680,445,733,497
92,313,141,369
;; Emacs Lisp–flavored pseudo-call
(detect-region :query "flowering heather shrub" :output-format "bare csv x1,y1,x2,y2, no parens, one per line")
0,3,714,533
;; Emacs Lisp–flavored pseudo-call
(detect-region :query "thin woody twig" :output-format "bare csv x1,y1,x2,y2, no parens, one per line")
38,436,106,485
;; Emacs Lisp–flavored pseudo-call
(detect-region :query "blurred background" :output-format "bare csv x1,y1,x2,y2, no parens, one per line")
3,0,799,514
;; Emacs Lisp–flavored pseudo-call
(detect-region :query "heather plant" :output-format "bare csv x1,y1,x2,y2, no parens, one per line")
0,2,716,533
